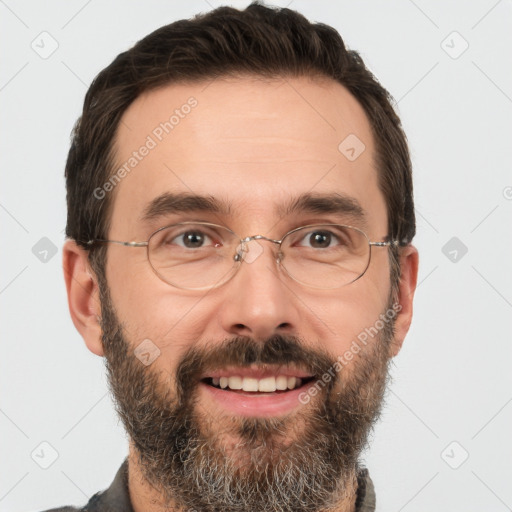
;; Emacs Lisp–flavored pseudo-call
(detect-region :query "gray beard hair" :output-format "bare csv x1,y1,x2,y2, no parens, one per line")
172,419,359,512
98,282,394,512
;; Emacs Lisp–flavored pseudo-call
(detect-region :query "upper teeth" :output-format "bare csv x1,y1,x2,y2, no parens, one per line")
211,376,303,392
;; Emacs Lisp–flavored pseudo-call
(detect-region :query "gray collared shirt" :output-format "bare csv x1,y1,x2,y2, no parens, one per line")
41,458,376,511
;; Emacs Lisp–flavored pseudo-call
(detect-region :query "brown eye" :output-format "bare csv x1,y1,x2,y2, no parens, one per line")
164,230,215,249
297,229,345,249
180,231,207,248
308,231,332,248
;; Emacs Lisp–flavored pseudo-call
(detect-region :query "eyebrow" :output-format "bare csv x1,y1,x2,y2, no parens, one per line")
278,192,368,229
141,191,367,229
141,192,231,222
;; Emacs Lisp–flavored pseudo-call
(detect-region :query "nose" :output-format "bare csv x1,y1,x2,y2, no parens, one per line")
217,240,300,341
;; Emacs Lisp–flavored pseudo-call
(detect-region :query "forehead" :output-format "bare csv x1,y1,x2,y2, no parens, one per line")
110,75,387,236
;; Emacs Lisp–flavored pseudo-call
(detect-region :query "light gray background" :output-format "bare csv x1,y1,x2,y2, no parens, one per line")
1,1,511,510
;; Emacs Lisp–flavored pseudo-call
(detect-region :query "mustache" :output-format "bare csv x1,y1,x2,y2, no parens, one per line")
175,334,338,397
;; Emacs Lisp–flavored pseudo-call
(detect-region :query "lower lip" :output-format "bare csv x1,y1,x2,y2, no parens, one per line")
199,381,312,418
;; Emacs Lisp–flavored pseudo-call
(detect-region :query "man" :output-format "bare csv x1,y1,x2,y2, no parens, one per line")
56,1,418,511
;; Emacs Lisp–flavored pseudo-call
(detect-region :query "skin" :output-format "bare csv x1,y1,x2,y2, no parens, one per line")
63,75,418,511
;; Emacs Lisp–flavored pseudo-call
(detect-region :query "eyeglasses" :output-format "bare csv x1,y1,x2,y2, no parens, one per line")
86,222,399,290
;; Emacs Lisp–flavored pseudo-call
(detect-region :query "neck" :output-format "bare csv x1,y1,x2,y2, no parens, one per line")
127,445,359,512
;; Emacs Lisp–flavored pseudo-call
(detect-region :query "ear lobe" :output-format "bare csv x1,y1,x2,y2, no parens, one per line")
62,240,104,356
389,244,419,357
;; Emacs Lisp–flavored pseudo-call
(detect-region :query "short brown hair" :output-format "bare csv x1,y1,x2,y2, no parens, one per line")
65,1,415,289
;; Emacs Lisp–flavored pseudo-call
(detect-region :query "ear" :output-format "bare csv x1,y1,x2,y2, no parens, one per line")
389,244,419,357
62,240,104,356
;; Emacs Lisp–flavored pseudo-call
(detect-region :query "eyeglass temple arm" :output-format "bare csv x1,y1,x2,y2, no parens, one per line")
369,240,401,247
85,239,148,247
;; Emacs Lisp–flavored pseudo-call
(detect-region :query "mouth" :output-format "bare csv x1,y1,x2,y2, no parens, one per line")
199,366,317,417
203,375,314,393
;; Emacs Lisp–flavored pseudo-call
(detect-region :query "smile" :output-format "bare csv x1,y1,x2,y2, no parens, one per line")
205,375,310,392
199,366,316,417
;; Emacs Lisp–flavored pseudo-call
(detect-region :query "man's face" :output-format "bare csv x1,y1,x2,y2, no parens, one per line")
98,76,399,510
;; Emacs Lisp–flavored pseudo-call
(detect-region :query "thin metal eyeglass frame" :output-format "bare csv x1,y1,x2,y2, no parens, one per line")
85,221,400,290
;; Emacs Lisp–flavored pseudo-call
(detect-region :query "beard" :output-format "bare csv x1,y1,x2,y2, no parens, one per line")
98,282,394,512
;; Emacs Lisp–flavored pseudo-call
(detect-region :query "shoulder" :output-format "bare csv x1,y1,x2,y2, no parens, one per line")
38,508,81,512
35,459,131,512
35,488,109,512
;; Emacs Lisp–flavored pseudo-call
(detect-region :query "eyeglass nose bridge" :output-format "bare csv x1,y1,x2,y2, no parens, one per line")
234,234,283,264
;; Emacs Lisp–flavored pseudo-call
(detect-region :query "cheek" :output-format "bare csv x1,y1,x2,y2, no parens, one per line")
105,254,211,357
322,296,384,343
306,272,391,358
